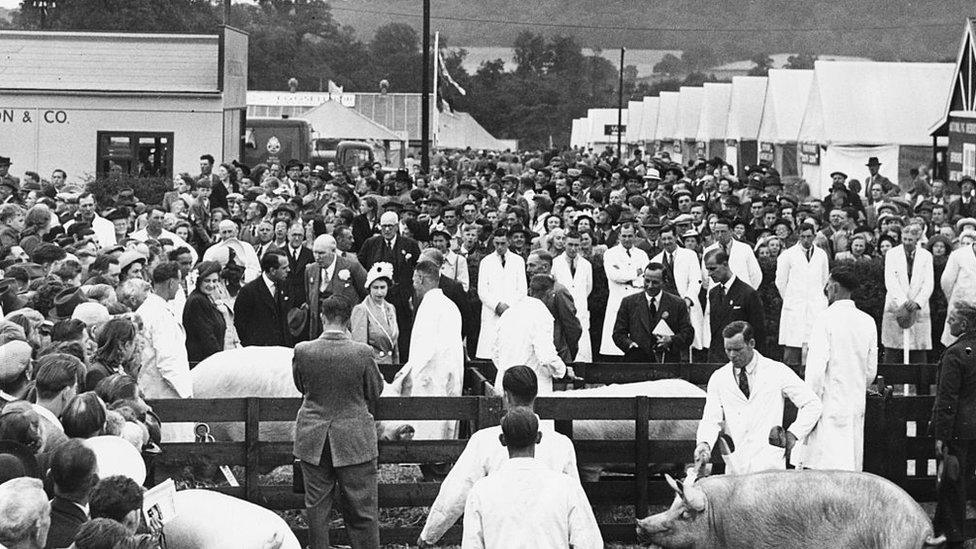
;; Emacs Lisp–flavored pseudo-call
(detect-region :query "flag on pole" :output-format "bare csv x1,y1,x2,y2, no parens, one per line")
438,50,466,96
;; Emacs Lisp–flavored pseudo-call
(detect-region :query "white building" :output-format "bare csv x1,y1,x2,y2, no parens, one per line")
0,29,248,184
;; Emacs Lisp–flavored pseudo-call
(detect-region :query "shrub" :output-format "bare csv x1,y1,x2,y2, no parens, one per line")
85,176,173,207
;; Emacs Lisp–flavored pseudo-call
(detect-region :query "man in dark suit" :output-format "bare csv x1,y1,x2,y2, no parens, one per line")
282,223,314,303
613,262,695,363
45,439,98,549
358,211,421,359
306,234,366,338
930,302,976,548
294,295,383,549
704,248,766,363
234,251,292,347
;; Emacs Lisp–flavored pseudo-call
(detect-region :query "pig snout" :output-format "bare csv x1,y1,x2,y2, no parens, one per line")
377,421,416,441
635,514,669,548
394,424,415,441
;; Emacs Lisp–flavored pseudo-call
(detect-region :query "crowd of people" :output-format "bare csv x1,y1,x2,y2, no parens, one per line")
0,143,975,548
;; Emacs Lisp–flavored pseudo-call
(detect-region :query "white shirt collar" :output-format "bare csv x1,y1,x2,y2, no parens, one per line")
262,273,276,295
723,274,737,292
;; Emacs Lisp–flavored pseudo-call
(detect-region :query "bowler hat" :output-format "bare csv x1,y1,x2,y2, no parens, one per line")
287,306,308,339
830,171,848,179
0,157,10,166
866,157,882,167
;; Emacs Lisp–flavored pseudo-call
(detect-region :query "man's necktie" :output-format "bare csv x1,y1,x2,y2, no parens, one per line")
626,248,632,258
738,367,750,398
569,258,576,278
648,296,657,319
715,284,726,306
499,254,506,268
805,247,812,262
906,250,914,281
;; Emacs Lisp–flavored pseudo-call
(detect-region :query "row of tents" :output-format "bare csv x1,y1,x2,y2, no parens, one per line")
570,60,955,198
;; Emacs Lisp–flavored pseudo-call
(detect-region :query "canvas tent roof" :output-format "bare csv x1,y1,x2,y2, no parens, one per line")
638,97,660,142
757,69,814,144
587,108,627,144
655,91,681,141
626,100,644,143
799,60,953,146
726,76,768,140
298,100,402,142
696,83,732,141
677,86,704,140
437,110,508,151
570,118,586,148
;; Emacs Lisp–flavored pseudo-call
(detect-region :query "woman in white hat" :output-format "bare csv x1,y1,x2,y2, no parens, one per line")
350,262,399,364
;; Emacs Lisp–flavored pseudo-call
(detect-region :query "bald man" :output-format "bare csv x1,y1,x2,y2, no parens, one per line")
305,234,367,338
357,211,421,359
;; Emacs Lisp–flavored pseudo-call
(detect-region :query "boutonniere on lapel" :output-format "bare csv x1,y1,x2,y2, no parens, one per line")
661,311,669,321
404,251,412,260
338,269,351,281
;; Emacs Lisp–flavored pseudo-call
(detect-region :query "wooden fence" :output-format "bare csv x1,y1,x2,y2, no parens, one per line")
147,362,947,545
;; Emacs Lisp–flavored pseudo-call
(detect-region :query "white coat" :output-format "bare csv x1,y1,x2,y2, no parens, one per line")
881,245,933,350
801,300,878,471
651,247,705,349
600,244,648,356
702,239,763,290
551,252,593,362
493,298,566,395
475,251,527,359
441,250,470,292
941,244,976,346
397,288,464,440
775,243,829,347
697,352,822,474
475,252,528,360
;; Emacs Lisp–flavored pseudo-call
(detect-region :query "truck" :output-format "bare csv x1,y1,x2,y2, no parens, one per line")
310,138,375,172
243,118,311,168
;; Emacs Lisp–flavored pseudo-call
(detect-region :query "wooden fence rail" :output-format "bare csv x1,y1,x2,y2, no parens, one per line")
147,362,943,545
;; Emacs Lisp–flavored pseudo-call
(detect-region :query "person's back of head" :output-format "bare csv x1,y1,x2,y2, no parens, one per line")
501,366,538,408
320,295,352,328
0,339,32,398
72,517,130,549
51,318,87,343
0,477,50,549
89,475,143,534
0,401,42,452
61,392,106,439
499,408,540,457
528,273,554,300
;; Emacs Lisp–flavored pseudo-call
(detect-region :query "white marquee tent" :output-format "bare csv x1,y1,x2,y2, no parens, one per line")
626,100,644,144
654,91,682,162
757,69,814,176
638,96,660,148
677,86,705,161
696,82,733,160
725,76,768,175
798,60,953,197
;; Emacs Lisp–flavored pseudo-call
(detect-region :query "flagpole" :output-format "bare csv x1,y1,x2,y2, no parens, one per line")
433,31,440,150
421,0,431,173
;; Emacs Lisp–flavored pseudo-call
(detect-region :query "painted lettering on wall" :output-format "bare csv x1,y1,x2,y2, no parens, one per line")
0,109,69,124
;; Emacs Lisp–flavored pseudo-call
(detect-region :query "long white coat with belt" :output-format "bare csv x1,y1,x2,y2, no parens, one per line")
651,247,705,349
475,251,527,359
881,245,933,350
599,244,648,356
775,243,829,347
551,252,593,362
800,300,878,471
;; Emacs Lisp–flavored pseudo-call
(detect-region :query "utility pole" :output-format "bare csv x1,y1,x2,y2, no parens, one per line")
617,47,625,161
421,0,431,174
223,0,231,25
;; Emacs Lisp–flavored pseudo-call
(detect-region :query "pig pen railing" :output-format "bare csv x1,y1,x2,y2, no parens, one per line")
147,362,952,545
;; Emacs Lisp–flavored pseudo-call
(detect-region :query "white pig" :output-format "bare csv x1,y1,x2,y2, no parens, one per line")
636,469,943,549
546,379,705,481
164,489,300,549
190,346,412,443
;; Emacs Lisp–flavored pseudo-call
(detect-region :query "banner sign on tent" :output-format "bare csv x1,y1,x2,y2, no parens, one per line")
759,142,774,163
948,115,976,184
695,141,706,157
604,124,626,136
799,142,820,165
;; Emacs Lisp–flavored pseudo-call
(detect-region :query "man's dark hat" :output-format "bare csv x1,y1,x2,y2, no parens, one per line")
103,207,130,222
579,166,597,179
866,157,882,167
395,169,412,183
287,306,308,339
285,159,304,170
51,286,89,320
0,440,40,484
830,171,848,180
0,278,26,314
0,157,11,166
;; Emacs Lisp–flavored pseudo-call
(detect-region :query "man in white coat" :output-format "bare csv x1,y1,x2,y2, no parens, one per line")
801,265,878,471
461,408,603,549
775,222,829,365
940,240,976,347
392,260,464,440
494,275,573,395
551,231,593,362
476,228,527,359
695,321,822,474
650,224,704,352
701,217,763,290
418,366,579,547
881,224,934,364
600,222,649,357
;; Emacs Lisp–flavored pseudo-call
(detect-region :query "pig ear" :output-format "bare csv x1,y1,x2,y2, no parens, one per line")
665,474,685,499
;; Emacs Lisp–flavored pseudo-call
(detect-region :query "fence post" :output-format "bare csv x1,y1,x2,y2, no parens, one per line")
635,396,650,519
476,396,503,431
244,398,260,504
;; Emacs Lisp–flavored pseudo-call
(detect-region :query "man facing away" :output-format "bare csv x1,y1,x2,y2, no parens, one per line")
801,265,878,471
695,321,822,474
460,408,602,549
293,295,383,549
418,366,580,547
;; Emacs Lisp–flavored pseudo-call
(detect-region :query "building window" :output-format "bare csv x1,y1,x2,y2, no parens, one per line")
96,132,174,178
964,142,976,178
